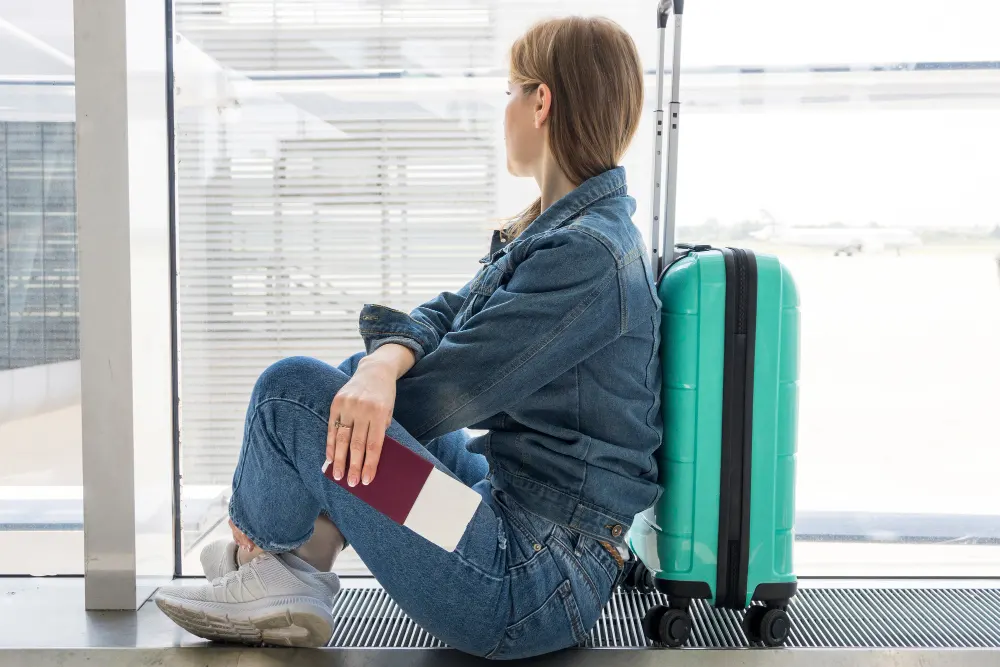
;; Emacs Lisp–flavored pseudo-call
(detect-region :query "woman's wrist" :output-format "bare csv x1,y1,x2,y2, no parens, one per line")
361,343,417,380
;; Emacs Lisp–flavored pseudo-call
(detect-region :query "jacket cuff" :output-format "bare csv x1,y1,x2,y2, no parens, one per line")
359,304,434,363
367,336,425,362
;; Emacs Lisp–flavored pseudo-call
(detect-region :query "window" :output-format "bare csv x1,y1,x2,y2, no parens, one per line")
173,0,1000,576
673,0,1000,576
173,0,506,572
0,1,82,575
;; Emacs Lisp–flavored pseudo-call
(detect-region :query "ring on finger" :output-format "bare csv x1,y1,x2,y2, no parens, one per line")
333,419,352,430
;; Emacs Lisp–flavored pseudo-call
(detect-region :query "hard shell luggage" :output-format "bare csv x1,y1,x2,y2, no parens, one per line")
625,0,800,648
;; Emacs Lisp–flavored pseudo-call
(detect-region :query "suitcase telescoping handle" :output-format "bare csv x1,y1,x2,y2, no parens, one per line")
649,0,685,277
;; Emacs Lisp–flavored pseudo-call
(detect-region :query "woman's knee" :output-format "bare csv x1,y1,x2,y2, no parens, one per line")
253,356,319,395
250,356,350,409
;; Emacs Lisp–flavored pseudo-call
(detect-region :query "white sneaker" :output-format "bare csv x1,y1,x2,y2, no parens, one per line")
199,539,239,581
156,552,341,647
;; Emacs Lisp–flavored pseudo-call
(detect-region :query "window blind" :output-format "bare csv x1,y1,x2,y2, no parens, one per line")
0,122,78,371
174,1,506,485
174,0,496,73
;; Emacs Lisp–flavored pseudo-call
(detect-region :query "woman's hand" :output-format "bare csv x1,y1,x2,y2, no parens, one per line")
230,519,256,553
327,345,416,487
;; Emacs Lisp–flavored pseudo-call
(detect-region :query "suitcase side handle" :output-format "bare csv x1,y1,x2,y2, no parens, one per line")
655,244,713,286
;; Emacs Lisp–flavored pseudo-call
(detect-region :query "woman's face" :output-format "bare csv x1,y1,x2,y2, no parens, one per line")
504,80,546,178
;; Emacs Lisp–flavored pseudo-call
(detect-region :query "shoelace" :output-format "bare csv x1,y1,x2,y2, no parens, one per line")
211,560,263,602
209,556,336,603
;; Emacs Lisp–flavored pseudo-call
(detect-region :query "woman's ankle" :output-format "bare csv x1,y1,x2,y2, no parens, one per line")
292,516,346,572
236,545,266,566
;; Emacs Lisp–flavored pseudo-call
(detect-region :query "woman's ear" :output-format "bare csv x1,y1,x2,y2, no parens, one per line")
534,83,552,129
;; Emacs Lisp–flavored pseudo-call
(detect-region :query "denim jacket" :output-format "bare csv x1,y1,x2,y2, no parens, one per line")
359,167,663,546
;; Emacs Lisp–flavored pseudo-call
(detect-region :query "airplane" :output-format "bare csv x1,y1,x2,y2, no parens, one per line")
748,211,922,256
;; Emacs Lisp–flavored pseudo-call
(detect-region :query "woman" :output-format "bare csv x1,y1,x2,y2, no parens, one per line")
158,15,662,659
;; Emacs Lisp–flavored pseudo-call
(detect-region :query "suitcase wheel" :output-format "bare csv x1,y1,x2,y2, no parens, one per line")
621,561,655,594
743,605,791,647
642,604,692,648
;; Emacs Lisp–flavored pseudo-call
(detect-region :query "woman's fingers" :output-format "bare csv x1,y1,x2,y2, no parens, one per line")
327,377,393,485
326,423,335,466
333,418,353,481
326,394,342,464
361,424,386,486
347,420,370,487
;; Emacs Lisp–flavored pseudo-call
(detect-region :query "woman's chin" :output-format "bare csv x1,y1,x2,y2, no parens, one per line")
505,160,528,178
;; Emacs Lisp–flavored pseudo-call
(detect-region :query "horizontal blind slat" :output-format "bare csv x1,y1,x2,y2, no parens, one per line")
175,27,502,485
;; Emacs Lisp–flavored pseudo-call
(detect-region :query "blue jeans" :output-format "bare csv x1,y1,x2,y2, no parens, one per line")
228,354,626,659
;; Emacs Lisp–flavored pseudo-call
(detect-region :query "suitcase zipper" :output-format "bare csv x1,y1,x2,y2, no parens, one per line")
717,248,758,610
735,248,748,334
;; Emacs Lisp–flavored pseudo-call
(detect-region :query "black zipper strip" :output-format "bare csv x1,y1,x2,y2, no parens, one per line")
739,249,758,607
716,248,758,609
716,249,738,608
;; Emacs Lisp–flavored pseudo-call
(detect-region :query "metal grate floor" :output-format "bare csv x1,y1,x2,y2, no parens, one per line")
328,586,1000,649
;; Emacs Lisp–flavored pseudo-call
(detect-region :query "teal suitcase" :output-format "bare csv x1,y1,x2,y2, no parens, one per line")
626,1,800,648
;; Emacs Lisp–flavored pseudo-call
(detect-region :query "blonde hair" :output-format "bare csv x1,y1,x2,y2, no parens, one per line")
503,16,644,240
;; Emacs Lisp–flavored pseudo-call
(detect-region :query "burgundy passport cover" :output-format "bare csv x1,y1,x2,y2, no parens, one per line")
323,434,434,524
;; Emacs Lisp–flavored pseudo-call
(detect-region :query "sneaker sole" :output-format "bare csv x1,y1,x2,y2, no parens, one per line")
155,593,335,647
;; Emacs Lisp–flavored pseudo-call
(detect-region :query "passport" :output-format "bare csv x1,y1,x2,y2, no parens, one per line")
323,434,482,552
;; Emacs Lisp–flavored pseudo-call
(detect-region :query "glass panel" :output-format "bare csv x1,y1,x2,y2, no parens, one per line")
674,0,1000,576
676,110,1000,576
0,0,82,575
173,0,1000,576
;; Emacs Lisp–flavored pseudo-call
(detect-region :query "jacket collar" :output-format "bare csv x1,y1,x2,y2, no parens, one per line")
521,166,628,240
481,167,628,264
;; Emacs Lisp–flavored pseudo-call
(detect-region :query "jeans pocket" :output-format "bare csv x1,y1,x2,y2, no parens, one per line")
576,532,626,590
486,580,588,660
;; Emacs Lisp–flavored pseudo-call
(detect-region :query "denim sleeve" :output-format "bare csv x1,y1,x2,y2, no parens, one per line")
393,230,623,441
359,282,471,363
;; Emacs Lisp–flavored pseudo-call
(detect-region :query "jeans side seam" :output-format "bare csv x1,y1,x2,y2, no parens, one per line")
558,580,589,645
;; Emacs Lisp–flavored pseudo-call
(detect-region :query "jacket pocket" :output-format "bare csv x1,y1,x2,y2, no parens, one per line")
486,580,588,660
456,259,508,328
468,259,507,296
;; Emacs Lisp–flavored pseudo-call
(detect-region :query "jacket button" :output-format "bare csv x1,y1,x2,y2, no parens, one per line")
611,525,623,538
